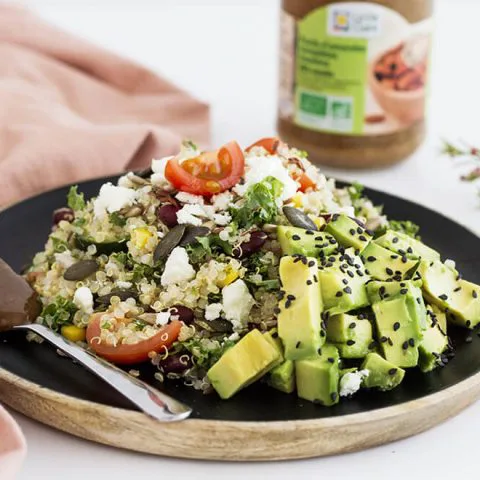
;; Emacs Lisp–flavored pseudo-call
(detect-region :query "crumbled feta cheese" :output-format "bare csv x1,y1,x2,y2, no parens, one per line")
73,286,94,314
211,191,233,211
239,154,298,200
54,251,75,268
160,247,196,286
339,369,369,397
116,281,132,289
445,259,456,270
227,332,240,342
155,311,171,326
212,212,232,226
93,183,137,218
176,204,207,226
222,279,255,329
205,303,223,321
176,192,205,205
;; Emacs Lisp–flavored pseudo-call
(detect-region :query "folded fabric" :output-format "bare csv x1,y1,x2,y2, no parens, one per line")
0,405,26,479
0,4,210,207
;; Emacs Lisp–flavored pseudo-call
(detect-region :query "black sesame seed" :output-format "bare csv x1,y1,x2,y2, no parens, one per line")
349,322,356,329
358,313,365,320
349,228,356,235
301,257,307,265
380,336,388,343
388,338,393,346
296,341,301,348
368,341,376,349
313,275,318,283
285,300,292,308
388,368,398,375
330,392,338,402
342,278,349,285
332,214,339,221
272,332,278,339
292,234,301,241
317,347,322,355
400,282,406,287
354,263,361,269
308,260,315,267
386,267,394,276
327,357,335,363
306,280,312,285
439,294,448,301
390,254,399,259
466,320,471,328
408,338,415,347
398,249,406,255
357,271,364,277
274,307,281,315
402,341,409,350
366,229,374,236
305,230,314,235
393,322,400,331
347,271,355,278
293,257,302,263
336,291,343,297
395,270,402,275
328,256,336,263
454,286,462,292
416,297,421,305
357,227,363,234
473,290,478,299
344,286,352,294
329,238,337,244
400,288,408,295
346,340,355,346
367,256,376,262
379,286,386,294
314,236,324,241
401,256,408,264
359,235,367,242
392,237,399,244
287,294,296,300
320,330,326,337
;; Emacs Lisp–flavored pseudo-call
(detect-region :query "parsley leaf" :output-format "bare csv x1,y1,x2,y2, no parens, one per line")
67,186,86,211
231,176,283,228
181,338,236,370
40,297,78,331
109,212,127,227
388,220,421,240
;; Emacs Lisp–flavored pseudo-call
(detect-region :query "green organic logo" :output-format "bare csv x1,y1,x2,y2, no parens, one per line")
300,92,327,117
331,101,352,120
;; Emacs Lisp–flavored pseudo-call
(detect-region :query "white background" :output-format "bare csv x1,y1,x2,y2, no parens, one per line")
7,0,480,478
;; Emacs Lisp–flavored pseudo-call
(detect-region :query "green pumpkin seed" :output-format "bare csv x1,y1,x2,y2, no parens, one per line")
283,206,318,231
208,319,233,333
179,226,210,247
63,260,98,281
95,289,138,306
153,224,187,262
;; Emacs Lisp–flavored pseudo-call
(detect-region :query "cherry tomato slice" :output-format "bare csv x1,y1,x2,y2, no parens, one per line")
86,314,182,365
165,141,244,196
246,137,280,154
295,172,316,192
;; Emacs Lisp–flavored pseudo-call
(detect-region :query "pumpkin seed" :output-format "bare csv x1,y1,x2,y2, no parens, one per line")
96,289,138,305
122,205,143,218
208,319,233,333
63,260,98,281
128,174,150,186
153,224,187,262
179,226,210,247
283,206,318,231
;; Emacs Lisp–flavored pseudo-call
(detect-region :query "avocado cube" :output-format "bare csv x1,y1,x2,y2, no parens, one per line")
361,242,417,281
277,256,325,361
361,353,405,391
295,345,340,406
325,214,372,252
372,295,423,368
207,329,280,399
326,313,373,358
375,230,440,262
419,306,448,372
268,360,296,394
419,260,480,329
277,226,337,258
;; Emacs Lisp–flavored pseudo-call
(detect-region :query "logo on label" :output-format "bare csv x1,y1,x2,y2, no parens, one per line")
328,5,382,39
333,11,350,32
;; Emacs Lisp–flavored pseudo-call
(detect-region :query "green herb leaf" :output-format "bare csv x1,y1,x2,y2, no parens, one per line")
376,220,421,240
348,182,365,203
231,176,283,228
67,186,86,211
245,277,280,290
40,297,78,331
181,337,236,370
109,212,127,227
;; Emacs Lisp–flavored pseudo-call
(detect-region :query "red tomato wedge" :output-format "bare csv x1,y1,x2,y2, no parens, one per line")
246,137,280,154
295,172,316,192
164,141,245,196
86,314,182,365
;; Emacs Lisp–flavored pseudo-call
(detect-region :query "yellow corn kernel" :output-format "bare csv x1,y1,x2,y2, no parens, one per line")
61,325,86,342
217,266,239,288
312,216,326,229
290,193,303,208
132,227,152,249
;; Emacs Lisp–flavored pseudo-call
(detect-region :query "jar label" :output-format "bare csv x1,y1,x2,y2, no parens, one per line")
279,2,432,136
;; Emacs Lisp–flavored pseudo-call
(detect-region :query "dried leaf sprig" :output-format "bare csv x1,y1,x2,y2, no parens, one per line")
442,140,480,182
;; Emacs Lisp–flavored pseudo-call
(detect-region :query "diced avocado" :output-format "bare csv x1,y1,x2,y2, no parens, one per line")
263,330,284,368
361,242,417,281
325,214,372,252
375,230,440,262
318,249,370,315
207,329,280,399
277,226,337,257
366,280,427,330
431,304,447,332
372,295,422,368
326,313,373,358
268,360,296,394
295,344,340,406
419,260,480,329
419,306,449,372
361,353,405,391
277,256,325,360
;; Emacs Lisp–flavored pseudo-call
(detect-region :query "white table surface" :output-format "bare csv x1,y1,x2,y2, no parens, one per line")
8,0,480,478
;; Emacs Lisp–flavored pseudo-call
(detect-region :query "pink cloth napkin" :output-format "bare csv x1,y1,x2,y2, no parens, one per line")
0,405,26,479
0,4,210,207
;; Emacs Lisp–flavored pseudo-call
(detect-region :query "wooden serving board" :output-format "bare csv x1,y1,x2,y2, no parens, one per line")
1,367,480,461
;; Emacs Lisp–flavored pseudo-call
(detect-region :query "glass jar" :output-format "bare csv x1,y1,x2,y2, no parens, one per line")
277,0,433,168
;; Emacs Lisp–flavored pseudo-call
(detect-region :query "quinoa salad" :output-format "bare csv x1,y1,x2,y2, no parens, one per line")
26,138,480,405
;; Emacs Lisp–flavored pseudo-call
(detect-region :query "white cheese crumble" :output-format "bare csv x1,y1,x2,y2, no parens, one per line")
54,251,75,268
155,311,171,326
212,212,232,226
239,154,298,201
176,192,205,205
73,286,94,314
222,279,255,330
204,303,223,321
445,259,456,270
176,204,207,226
150,156,173,185
93,183,137,218
339,369,369,397
211,191,233,211
160,247,196,286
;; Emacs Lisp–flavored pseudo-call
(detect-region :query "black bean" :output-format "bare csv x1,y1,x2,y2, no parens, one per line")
170,305,195,324
52,207,74,226
156,204,180,228
233,231,268,258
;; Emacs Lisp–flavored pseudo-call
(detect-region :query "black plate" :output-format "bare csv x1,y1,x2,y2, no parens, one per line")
1,177,479,422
